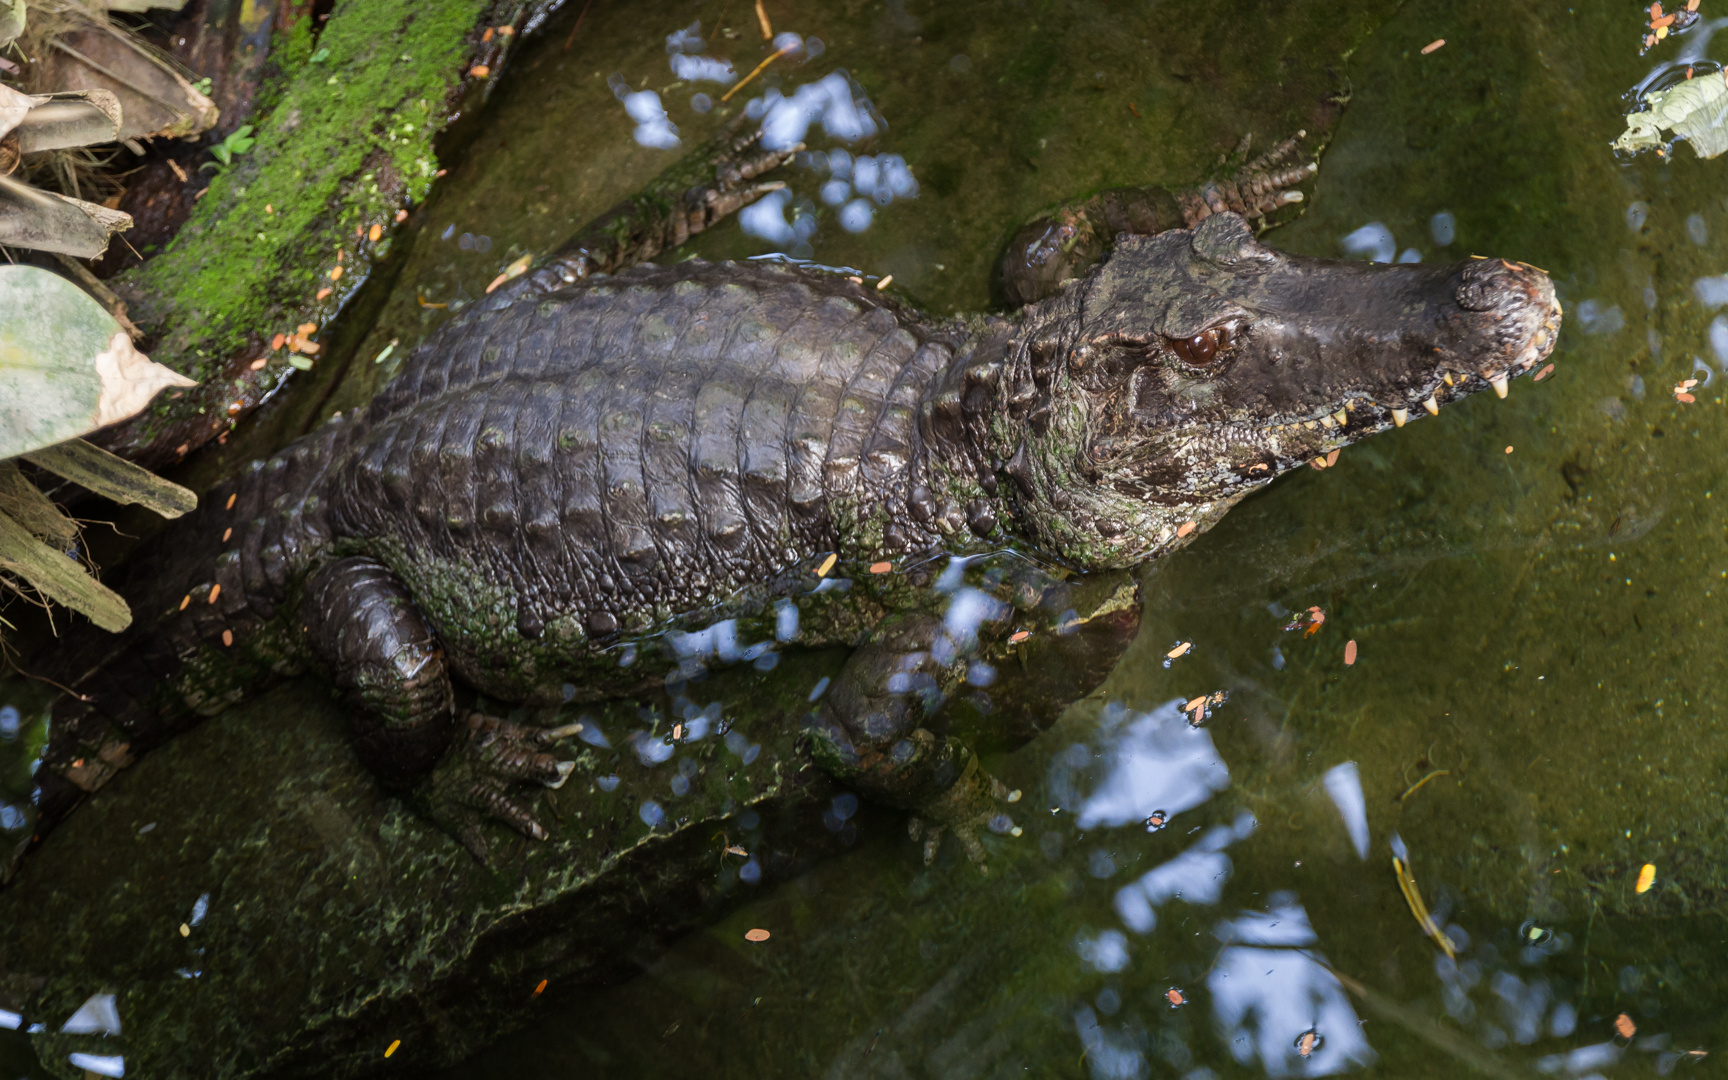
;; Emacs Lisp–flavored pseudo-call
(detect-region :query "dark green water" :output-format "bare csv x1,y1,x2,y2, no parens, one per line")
6,0,1728,1076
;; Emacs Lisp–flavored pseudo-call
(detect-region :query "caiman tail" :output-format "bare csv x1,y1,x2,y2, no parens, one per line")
7,420,352,882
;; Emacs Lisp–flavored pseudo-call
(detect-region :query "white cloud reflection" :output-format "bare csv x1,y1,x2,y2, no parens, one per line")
1072,699,1231,830
1321,762,1369,860
1210,898,1376,1078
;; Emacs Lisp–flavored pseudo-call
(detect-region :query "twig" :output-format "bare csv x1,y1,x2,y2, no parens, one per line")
720,44,794,103
754,0,773,39
561,0,594,52
1398,768,1450,802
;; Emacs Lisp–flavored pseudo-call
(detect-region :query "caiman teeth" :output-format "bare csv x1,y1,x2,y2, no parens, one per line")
1319,415,1335,428
1331,408,1348,427
1391,407,1408,427
1304,420,1317,430
1490,374,1509,398
1442,373,1455,388
1423,395,1440,415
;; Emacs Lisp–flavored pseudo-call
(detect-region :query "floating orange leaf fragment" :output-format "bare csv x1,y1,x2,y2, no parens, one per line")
1008,630,1031,643
1166,641,1192,659
179,594,191,611
226,493,237,510
485,273,510,294
1176,520,1197,537
815,553,838,577
1344,639,1358,665
385,1039,401,1058
249,358,268,370
531,978,547,998
869,561,892,574
1421,38,1445,54
395,209,409,223
744,928,771,942
270,332,285,351
1676,392,1695,404
498,24,515,35
1165,987,1187,1007
470,64,491,77
1534,363,1555,381
369,223,383,242
1304,606,1325,636
222,527,232,543
208,584,221,604
316,287,332,300
482,26,494,42
222,629,233,647
329,266,343,281
1636,862,1656,893
1324,448,1340,467
298,322,317,334
1615,1013,1637,1039
1505,445,1514,454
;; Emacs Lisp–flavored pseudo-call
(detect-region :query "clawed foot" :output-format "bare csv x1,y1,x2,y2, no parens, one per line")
906,753,1023,874
1180,130,1318,227
418,711,574,864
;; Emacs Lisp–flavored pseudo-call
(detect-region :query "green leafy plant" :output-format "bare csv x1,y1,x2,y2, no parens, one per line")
191,76,214,96
201,124,257,172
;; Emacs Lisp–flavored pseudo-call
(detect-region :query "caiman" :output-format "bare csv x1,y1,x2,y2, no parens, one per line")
9,124,1561,882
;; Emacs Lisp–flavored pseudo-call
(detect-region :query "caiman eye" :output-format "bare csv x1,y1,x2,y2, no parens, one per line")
1167,326,1234,367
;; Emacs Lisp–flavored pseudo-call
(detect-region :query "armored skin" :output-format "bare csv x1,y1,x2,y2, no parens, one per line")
13,194,1560,879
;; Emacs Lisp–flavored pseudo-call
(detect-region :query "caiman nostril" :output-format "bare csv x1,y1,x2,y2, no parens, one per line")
1455,261,1520,312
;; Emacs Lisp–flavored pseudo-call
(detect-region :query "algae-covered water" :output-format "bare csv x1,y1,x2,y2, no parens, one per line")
6,0,1728,1076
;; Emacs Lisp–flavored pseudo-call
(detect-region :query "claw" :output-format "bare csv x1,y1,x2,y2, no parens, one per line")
907,751,1019,874
546,760,576,789
418,713,563,863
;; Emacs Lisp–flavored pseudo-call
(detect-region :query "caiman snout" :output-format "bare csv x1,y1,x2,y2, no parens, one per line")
1448,257,1561,400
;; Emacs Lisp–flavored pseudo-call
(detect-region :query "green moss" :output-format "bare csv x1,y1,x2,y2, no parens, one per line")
114,0,493,437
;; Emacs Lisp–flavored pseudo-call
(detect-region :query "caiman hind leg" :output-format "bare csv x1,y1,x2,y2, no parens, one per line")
300,557,570,863
519,114,801,292
805,613,1015,873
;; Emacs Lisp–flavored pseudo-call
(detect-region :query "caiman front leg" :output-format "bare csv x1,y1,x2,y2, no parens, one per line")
301,557,570,863
999,131,1318,306
805,613,1015,872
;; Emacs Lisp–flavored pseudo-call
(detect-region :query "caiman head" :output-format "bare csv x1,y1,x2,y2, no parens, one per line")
986,212,1561,569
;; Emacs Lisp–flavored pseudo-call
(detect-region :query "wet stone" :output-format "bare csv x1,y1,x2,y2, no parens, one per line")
0,654,848,1079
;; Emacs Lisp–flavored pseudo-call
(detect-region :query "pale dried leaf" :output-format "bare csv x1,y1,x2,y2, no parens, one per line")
0,508,129,630
25,438,196,519
0,266,191,458
1615,75,1728,159
0,461,77,548
0,173,132,257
